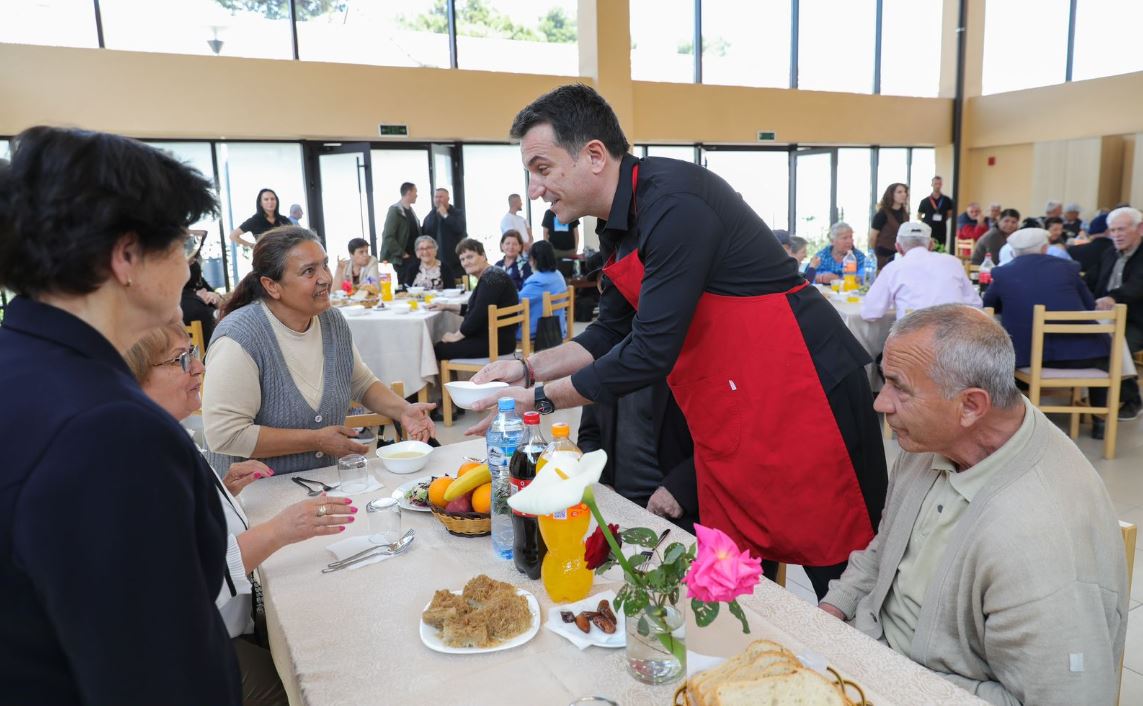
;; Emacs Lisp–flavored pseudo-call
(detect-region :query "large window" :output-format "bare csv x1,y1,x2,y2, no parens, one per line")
1072,0,1143,82
630,0,695,83
907,148,937,219
797,0,876,94
370,148,432,260
462,145,528,255
879,0,942,97
644,145,697,162
455,0,578,75
702,150,789,230
982,0,1069,95
0,0,97,48
876,148,909,203
297,0,450,68
836,148,873,229
99,0,293,59
700,0,790,88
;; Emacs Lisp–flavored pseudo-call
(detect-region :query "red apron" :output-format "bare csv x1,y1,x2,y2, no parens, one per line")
603,167,873,565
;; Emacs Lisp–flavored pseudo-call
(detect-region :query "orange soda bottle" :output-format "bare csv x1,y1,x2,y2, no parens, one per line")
536,423,593,603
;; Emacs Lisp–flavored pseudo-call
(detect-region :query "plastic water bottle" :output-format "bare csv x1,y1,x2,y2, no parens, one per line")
487,397,524,560
863,250,877,286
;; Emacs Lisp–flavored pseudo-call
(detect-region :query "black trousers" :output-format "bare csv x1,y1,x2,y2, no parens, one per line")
232,635,288,706
433,336,490,360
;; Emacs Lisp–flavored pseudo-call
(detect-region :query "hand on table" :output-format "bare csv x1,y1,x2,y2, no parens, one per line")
1095,296,1116,311
809,255,821,268
401,402,437,442
816,272,839,284
271,494,356,544
646,486,683,519
314,425,368,457
818,602,846,621
223,459,273,497
465,385,532,437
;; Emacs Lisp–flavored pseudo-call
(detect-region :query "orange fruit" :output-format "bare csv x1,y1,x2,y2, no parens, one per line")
471,483,492,514
457,460,483,476
428,477,453,508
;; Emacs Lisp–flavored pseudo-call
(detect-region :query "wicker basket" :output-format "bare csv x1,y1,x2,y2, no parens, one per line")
430,505,491,537
672,666,870,706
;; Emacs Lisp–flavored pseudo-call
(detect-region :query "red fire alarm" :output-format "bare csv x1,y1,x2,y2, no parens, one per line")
987,156,996,166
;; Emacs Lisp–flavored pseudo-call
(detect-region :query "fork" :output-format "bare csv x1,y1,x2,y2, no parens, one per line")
322,531,416,573
291,477,323,496
295,476,340,492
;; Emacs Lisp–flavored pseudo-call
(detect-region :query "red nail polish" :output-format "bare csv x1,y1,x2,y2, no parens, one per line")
350,506,358,514
253,473,262,479
339,526,346,532
347,516,355,522
343,498,352,504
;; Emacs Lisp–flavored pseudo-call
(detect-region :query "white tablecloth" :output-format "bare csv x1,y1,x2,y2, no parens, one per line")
238,439,985,706
343,299,464,395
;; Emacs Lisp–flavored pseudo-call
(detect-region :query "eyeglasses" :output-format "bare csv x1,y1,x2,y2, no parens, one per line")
183,230,204,258
153,345,200,373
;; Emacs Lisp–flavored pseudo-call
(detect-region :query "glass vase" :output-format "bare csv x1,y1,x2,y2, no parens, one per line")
624,590,686,685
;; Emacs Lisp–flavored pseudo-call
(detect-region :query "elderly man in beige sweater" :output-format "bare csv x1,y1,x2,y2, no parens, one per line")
821,304,1127,706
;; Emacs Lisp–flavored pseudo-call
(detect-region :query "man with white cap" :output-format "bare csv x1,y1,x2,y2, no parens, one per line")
983,228,1112,437
861,221,980,321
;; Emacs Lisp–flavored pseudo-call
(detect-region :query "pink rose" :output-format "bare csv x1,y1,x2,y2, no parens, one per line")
683,524,762,603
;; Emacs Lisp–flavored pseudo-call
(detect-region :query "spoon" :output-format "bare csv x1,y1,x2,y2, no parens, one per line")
292,477,323,496
322,530,416,573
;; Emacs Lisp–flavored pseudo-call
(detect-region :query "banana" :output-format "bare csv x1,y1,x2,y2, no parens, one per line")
443,464,491,501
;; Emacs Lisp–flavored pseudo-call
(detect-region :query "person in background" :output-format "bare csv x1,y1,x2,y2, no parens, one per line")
500,193,533,248
542,206,580,259
1062,202,1086,240
971,208,1020,265
400,235,458,290
813,221,866,284
230,188,289,249
870,183,910,270
1039,199,1063,226
1043,217,1073,259
821,306,1126,705
1069,216,1116,293
128,323,357,706
203,228,435,475
785,234,819,282
287,203,303,225
1093,206,1143,421
495,229,532,290
916,176,954,249
422,188,467,275
333,237,380,290
1088,206,1122,238
429,238,519,360
379,182,421,265
517,240,567,343
956,202,990,244
183,234,222,345
0,126,241,704
861,222,980,322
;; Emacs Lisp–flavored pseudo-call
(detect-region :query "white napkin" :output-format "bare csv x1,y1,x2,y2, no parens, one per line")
325,535,399,571
544,590,626,650
326,475,383,497
686,651,726,677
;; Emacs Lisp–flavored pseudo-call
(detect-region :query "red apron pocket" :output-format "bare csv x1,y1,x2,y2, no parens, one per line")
669,374,743,461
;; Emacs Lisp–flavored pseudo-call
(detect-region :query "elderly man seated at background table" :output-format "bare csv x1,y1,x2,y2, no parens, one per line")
811,221,866,284
861,221,980,321
820,305,1127,706
982,228,1111,438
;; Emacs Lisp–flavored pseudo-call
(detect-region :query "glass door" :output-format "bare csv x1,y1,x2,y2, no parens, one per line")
317,143,375,261
794,149,835,245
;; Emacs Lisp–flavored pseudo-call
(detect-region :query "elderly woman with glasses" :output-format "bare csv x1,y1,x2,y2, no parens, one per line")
127,323,355,706
202,228,436,476
399,234,458,290
0,127,242,703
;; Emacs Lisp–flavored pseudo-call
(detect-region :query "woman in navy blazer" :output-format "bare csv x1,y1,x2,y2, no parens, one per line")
0,128,242,704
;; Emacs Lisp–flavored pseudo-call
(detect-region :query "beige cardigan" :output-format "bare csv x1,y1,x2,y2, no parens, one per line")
823,401,1127,706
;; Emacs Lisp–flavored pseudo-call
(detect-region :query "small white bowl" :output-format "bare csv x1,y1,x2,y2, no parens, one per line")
340,305,368,317
441,288,462,297
445,380,509,410
376,440,434,474
407,286,425,296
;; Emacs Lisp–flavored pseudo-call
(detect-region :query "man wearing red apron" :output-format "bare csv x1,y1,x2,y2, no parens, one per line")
472,85,887,599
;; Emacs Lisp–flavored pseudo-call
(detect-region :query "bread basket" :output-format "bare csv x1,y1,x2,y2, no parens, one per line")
672,666,871,706
430,505,491,537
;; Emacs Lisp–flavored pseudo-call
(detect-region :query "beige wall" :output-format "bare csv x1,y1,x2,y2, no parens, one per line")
964,143,1034,215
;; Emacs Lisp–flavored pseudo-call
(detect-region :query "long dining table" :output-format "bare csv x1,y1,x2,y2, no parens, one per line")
239,438,986,706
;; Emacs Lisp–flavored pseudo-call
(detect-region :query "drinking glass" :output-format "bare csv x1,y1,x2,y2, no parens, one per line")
337,454,369,493
830,279,843,293
367,497,402,545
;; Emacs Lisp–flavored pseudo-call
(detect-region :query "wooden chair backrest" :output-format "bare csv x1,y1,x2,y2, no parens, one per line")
542,288,575,343
487,299,530,360
344,381,406,441
185,320,206,353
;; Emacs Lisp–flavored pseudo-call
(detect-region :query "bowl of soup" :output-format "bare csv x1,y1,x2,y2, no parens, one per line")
376,440,434,474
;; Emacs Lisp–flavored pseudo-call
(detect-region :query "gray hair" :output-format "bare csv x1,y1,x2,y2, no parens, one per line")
1044,200,1063,213
888,304,1021,409
828,221,853,241
789,235,809,253
1064,202,1082,214
414,235,438,250
1107,206,1143,228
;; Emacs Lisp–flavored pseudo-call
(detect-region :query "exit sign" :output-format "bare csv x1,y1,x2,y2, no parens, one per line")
378,124,409,137
757,131,777,142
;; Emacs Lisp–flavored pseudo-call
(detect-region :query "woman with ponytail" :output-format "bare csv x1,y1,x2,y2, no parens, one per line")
203,227,436,475
229,188,288,249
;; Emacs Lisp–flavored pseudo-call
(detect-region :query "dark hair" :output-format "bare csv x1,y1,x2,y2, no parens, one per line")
400,182,415,196
529,240,557,272
1000,208,1021,221
0,127,217,298
509,84,630,160
878,183,909,213
1044,216,1064,227
221,226,321,318
348,237,369,253
1020,217,1041,229
255,188,283,220
500,230,524,248
455,237,485,257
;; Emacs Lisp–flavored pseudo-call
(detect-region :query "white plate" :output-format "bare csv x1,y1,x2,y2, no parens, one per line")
340,305,368,317
392,474,440,512
544,589,626,648
420,589,540,654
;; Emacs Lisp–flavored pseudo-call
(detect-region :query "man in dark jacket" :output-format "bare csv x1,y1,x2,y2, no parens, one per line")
379,181,421,264
1094,207,1143,420
971,208,1020,265
1068,230,1115,293
422,188,467,274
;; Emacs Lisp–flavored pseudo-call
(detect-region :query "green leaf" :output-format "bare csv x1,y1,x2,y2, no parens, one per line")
593,558,617,575
728,599,751,634
637,615,650,637
691,599,719,627
620,527,660,548
628,553,650,571
658,633,688,668
663,542,686,566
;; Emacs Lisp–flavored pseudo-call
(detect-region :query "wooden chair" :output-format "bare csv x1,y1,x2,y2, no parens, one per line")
954,237,975,260
542,288,575,343
774,563,787,589
185,320,206,353
1013,304,1127,459
344,381,406,445
1119,521,1136,706
440,300,531,426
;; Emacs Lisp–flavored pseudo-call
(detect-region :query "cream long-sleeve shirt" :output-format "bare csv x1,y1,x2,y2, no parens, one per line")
203,301,379,458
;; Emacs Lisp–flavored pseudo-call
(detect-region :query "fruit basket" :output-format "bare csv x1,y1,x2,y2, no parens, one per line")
430,505,491,537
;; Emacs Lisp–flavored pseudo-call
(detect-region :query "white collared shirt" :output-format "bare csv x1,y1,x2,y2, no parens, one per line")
861,247,982,321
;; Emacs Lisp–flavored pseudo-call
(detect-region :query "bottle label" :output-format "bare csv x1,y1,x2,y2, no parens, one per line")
487,444,517,473
509,476,535,517
549,503,588,521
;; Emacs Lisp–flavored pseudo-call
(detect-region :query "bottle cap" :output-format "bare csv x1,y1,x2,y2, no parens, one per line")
497,397,516,412
551,422,569,438
523,411,541,425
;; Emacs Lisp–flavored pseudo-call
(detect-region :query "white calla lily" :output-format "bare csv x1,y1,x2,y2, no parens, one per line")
507,450,608,516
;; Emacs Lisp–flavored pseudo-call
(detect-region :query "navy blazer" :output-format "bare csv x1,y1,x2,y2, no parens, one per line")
982,254,1109,368
0,297,241,705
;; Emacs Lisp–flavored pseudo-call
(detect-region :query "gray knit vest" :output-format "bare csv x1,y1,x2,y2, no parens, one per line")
204,302,354,476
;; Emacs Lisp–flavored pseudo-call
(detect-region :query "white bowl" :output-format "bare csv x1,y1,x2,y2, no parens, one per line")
441,288,462,297
407,286,425,296
445,380,509,410
376,440,434,474
340,305,368,317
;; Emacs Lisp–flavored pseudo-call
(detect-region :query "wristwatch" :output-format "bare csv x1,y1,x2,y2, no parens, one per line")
534,383,556,415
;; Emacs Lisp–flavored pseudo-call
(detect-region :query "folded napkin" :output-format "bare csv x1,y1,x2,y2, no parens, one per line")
544,590,625,650
325,534,399,571
326,475,383,497
686,651,726,678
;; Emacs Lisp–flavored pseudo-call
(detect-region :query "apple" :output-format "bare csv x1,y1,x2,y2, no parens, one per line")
445,494,473,513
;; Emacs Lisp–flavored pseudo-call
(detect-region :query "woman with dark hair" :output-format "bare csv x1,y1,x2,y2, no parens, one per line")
429,237,519,359
495,229,532,289
332,236,380,289
0,127,242,704
869,182,909,270
229,188,288,249
182,232,222,344
518,240,567,341
399,234,458,289
203,227,435,475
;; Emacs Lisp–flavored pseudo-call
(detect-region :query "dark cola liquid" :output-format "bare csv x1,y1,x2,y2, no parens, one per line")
509,437,547,579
